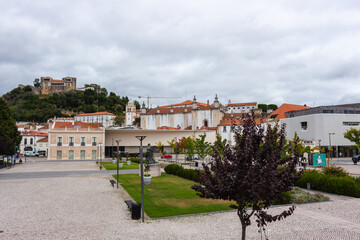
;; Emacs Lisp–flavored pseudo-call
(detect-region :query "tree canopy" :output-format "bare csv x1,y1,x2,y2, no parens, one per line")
192,116,302,240
0,98,22,155
2,85,131,123
344,128,360,151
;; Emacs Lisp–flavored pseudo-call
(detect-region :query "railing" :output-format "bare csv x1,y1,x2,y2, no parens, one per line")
69,142,74,146
81,142,85,146
92,142,97,146
57,142,62,146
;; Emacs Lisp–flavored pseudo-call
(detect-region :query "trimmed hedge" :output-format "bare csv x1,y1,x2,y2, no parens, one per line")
129,157,140,164
295,170,360,198
164,164,200,182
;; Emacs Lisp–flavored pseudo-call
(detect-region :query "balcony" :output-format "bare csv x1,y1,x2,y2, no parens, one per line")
92,142,97,146
57,142,62,146
81,142,85,146
69,142,74,146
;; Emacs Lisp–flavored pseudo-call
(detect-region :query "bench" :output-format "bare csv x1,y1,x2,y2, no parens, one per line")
124,200,141,220
109,180,116,188
125,200,134,209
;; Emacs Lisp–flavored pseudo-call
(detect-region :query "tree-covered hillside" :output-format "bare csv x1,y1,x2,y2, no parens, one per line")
2,84,139,123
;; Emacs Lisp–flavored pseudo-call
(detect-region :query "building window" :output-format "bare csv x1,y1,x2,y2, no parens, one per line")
223,126,227,133
301,122,307,131
81,137,85,146
24,138,27,145
343,122,360,126
92,150,97,160
69,150,74,160
80,150,85,160
69,137,74,146
92,137,97,146
30,138,33,145
57,150,62,160
323,110,334,113
57,137,62,146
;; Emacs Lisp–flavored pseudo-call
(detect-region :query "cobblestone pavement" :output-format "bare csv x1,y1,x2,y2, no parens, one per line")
0,160,360,239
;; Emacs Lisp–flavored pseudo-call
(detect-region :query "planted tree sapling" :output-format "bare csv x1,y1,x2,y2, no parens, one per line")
192,116,303,240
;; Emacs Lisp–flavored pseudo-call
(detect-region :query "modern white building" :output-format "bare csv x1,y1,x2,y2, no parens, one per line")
281,104,360,157
75,112,115,128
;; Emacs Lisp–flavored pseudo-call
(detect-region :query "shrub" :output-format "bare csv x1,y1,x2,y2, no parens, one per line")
129,157,140,164
164,164,200,182
164,164,183,175
296,170,360,198
321,165,349,177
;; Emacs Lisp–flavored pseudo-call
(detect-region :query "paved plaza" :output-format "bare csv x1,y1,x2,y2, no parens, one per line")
0,159,360,239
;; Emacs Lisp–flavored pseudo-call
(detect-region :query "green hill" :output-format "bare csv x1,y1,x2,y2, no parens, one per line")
2,84,138,123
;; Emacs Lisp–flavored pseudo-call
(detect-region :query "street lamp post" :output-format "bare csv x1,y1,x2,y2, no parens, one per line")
328,133,335,163
115,140,121,189
136,136,146,223
175,137,177,165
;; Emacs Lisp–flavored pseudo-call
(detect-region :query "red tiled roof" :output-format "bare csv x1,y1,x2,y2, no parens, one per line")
20,131,48,136
218,118,263,126
17,125,25,128
227,102,257,107
157,126,181,130
145,105,214,115
267,103,311,120
51,79,64,83
40,125,49,129
37,137,48,142
53,121,102,129
77,112,115,116
160,100,208,108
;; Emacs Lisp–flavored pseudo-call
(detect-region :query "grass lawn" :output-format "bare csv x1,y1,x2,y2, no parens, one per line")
115,173,330,218
102,161,139,170
115,173,234,218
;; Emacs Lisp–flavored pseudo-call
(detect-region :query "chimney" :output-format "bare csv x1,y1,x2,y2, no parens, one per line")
170,105,174,114
184,105,188,113
157,105,160,114
207,100,209,106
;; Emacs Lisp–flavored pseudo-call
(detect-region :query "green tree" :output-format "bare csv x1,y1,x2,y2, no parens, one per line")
0,98,22,155
344,128,360,151
184,136,195,160
268,104,278,111
167,138,177,154
33,78,40,88
194,133,211,159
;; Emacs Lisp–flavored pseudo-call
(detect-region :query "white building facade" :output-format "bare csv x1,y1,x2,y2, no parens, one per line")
75,112,115,128
281,105,360,157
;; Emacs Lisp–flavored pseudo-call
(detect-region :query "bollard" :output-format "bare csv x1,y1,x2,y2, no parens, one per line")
307,183,311,190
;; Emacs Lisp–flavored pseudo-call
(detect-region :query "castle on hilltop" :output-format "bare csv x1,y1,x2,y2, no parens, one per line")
40,76,76,95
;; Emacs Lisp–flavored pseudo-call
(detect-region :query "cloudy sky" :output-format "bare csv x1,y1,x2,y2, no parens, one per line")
1,0,360,107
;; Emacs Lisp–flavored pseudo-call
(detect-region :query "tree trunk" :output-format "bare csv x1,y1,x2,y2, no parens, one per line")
238,209,247,240
241,224,246,240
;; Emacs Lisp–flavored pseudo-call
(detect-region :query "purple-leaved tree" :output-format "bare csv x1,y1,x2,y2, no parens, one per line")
192,116,303,240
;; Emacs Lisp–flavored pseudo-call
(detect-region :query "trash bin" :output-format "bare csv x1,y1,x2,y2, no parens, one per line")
132,203,141,220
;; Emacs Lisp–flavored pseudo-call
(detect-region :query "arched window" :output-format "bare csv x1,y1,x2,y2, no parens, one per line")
24,138,27,145
30,138,33,145
203,120,208,127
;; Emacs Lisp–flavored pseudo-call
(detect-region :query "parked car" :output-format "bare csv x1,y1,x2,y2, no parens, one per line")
186,155,199,160
352,155,360,164
161,154,172,159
